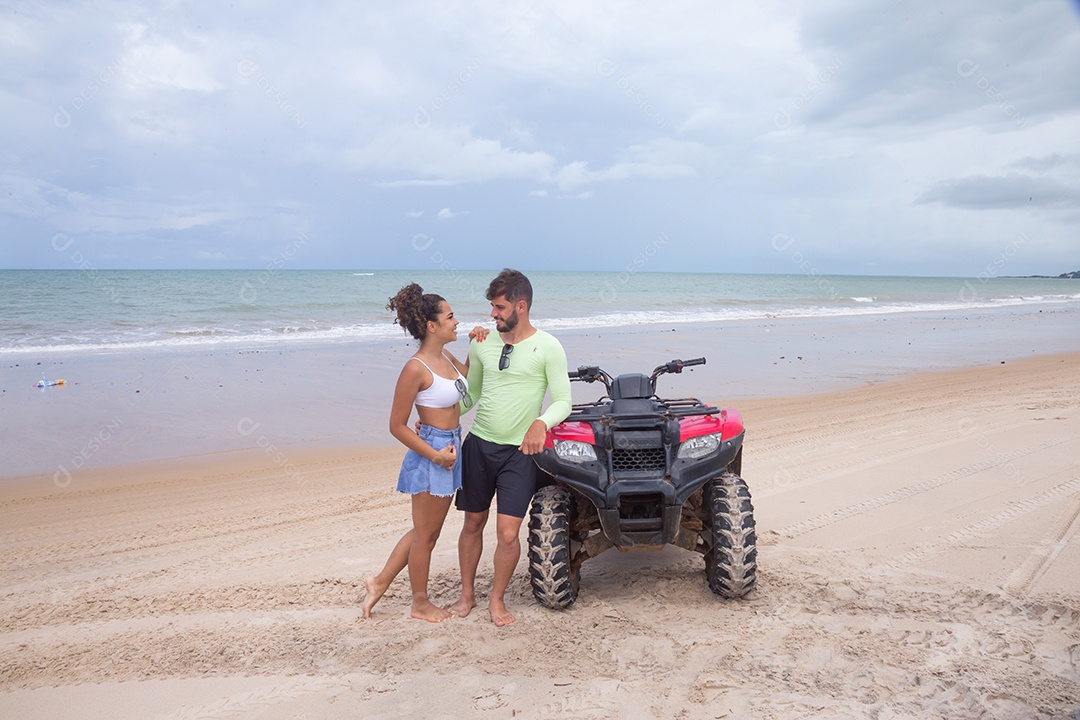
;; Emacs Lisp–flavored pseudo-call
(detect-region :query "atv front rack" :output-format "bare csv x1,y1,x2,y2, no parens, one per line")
566,397,721,425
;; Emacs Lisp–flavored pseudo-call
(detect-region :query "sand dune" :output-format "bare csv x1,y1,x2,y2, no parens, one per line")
1,353,1078,719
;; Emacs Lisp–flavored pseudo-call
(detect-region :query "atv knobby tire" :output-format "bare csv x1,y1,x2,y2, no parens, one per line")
704,473,757,598
527,485,579,609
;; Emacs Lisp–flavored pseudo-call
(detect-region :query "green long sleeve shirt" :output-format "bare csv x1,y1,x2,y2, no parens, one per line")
462,329,572,446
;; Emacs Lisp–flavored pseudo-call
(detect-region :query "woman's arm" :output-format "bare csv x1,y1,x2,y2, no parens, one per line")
459,339,484,413
462,325,489,371
389,360,456,469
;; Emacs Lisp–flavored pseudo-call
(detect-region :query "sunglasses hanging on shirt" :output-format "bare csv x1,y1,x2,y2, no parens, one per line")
499,343,514,371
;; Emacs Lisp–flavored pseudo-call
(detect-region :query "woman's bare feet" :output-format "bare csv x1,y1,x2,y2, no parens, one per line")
411,598,453,622
488,596,516,627
361,576,388,619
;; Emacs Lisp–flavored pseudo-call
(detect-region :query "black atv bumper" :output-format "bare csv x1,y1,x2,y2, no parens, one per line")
534,431,744,548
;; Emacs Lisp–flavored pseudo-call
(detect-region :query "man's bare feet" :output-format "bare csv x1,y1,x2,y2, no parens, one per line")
452,593,477,618
488,597,516,627
361,576,388,619
411,598,453,622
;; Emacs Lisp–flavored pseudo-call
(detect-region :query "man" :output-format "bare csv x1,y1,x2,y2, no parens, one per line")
453,269,572,626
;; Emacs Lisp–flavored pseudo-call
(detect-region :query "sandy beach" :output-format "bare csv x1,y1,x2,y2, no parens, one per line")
1,349,1078,719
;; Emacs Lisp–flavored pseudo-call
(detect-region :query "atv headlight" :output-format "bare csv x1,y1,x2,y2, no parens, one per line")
677,434,720,460
554,440,597,463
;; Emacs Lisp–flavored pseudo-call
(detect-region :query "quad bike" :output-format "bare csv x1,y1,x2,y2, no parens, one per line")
528,357,756,609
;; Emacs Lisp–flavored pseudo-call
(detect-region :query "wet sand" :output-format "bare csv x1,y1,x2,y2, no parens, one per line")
4,302,1078,479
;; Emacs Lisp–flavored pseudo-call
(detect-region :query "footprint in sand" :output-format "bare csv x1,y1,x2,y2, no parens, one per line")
471,684,514,711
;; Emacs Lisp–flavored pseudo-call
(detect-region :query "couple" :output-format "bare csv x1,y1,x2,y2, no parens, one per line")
362,269,572,626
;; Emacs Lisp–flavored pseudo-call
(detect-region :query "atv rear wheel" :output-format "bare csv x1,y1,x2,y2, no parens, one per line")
527,485,579,609
704,473,757,598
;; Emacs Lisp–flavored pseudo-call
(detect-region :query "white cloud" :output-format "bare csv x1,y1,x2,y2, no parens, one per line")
362,124,557,186
119,27,225,92
553,139,702,191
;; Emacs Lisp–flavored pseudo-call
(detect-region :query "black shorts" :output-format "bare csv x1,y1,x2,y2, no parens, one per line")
455,433,537,518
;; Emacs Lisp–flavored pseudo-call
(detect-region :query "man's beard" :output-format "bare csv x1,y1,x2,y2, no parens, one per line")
496,309,519,333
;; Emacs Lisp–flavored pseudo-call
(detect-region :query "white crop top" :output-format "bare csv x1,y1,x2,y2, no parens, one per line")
411,354,467,409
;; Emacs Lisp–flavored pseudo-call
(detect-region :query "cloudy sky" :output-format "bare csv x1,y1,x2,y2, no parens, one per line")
2,1,1079,276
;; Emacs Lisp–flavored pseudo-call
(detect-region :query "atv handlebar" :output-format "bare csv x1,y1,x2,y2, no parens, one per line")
567,357,706,396
568,365,611,384
651,357,705,381
564,356,713,420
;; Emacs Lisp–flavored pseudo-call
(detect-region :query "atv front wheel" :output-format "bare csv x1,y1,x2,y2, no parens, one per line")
704,473,757,598
527,485,579,609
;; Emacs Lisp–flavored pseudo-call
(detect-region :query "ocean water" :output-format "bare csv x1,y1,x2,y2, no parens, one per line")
2,269,1078,356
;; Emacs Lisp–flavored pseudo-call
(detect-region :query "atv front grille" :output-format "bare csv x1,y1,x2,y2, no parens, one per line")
611,447,667,472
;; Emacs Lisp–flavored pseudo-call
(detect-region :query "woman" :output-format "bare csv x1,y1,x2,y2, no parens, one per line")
362,283,483,621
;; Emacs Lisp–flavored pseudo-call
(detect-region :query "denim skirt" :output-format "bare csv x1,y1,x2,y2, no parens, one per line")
396,424,462,497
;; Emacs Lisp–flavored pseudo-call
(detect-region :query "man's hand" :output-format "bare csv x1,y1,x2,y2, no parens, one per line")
519,419,547,455
469,325,490,342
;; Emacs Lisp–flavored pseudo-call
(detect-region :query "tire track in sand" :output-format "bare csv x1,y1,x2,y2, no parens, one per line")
776,437,1068,538
1003,490,1080,599
883,473,1080,572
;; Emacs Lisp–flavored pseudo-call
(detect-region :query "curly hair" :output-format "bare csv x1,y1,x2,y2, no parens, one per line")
386,283,446,340
486,268,533,309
